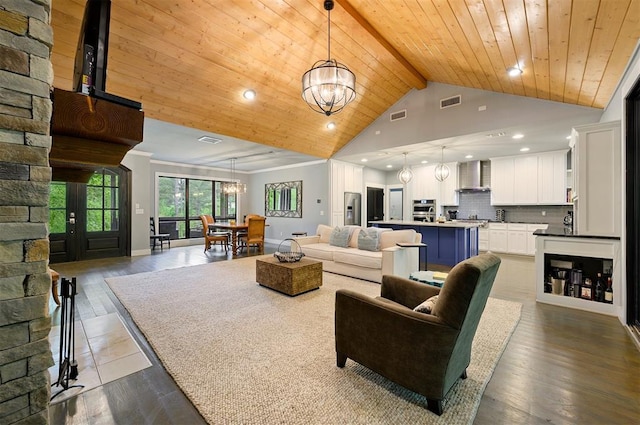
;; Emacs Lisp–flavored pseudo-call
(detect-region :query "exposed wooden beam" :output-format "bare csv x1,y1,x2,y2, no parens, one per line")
336,0,428,89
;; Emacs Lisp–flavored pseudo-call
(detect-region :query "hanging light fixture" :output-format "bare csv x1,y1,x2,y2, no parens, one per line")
222,158,246,194
434,146,450,182
397,152,413,184
301,0,356,116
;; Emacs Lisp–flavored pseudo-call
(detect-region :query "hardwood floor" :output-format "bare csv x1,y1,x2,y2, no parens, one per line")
48,247,640,424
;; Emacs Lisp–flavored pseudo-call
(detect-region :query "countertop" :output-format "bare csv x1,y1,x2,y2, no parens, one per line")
370,220,482,228
533,225,621,240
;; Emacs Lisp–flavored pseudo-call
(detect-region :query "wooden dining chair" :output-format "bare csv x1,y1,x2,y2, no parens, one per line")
237,214,259,247
203,214,230,240
239,215,266,254
199,215,228,252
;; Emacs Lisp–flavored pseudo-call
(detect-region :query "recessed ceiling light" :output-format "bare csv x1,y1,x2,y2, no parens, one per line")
421,160,428,164
507,66,523,77
520,147,530,152
198,136,222,145
465,154,473,159
327,122,336,130
386,164,392,168
512,133,524,139
243,89,256,100
360,158,368,162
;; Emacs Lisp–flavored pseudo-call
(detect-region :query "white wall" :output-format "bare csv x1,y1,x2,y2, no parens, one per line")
335,81,602,157
122,151,152,255
600,40,640,324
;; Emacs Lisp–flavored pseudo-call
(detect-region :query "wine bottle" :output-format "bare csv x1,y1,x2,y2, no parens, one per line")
595,273,605,302
605,277,613,304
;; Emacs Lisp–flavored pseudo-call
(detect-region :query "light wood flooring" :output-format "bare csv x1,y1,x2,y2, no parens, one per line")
48,245,640,424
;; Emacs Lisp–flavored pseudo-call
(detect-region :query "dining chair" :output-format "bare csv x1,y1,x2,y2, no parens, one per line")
204,214,231,240
199,215,228,252
149,217,170,250
237,214,259,248
239,215,266,254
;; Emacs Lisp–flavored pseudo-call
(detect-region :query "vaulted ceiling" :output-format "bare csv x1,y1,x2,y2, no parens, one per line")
50,0,640,164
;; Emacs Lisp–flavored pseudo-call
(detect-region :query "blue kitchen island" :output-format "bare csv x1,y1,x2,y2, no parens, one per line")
371,220,480,268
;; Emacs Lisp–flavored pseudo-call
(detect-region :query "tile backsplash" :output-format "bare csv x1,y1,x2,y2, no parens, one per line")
441,191,572,225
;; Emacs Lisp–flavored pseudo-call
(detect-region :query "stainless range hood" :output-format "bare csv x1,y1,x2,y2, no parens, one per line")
456,160,491,192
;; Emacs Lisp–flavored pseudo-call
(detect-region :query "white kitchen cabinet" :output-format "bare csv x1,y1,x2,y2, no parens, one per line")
488,223,508,252
507,223,528,255
490,157,515,205
513,156,538,204
330,160,363,226
491,151,567,205
526,223,548,255
488,222,548,255
538,150,569,204
478,228,489,251
440,162,459,206
411,164,439,201
571,121,621,237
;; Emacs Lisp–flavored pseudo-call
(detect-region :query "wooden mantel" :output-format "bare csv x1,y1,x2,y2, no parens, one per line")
50,88,144,182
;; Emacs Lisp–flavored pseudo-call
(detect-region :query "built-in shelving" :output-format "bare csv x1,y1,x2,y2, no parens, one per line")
535,234,620,317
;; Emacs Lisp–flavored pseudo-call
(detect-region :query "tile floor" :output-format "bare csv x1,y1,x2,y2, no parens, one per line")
48,312,152,403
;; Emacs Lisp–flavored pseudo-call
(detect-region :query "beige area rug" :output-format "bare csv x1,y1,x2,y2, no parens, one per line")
106,256,521,425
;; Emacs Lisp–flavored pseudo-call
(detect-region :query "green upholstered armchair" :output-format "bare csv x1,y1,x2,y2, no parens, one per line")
334,253,501,415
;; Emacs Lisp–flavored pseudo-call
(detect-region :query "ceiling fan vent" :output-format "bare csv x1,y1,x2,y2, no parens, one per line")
389,109,407,122
440,95,462,109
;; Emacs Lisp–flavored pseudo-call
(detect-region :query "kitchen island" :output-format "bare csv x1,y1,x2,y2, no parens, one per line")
370,220,480,267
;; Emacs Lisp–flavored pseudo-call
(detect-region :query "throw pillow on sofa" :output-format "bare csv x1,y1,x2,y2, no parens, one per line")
414,295,439,314
329,226,351,247
357,228,381,251
317,224,334,243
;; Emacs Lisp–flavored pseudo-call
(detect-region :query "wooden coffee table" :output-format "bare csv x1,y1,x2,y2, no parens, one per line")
256,257,323,296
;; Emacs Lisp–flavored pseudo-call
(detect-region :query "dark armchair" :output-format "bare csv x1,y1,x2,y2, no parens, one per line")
335,253,501,415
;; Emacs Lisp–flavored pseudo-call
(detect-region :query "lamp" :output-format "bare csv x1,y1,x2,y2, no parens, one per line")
507,66,523,77
397,152,413,184
301,0,356,116
222,158,246,194
434,146,450,182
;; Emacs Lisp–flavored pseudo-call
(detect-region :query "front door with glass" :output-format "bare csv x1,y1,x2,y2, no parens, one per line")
49,167,130,263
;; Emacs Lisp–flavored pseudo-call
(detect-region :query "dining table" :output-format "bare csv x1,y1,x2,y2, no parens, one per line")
208,221,247,256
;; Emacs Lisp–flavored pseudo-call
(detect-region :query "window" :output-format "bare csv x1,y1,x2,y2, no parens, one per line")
86,169,119,232
157,176,238,239
49,182,66,234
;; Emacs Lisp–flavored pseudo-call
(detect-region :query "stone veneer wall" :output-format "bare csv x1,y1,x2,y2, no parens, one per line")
0,0,54,424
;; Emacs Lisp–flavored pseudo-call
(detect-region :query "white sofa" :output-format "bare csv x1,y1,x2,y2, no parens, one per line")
294,225,421,283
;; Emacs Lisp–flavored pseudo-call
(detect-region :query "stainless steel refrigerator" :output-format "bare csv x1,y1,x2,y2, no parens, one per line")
344,192,361,226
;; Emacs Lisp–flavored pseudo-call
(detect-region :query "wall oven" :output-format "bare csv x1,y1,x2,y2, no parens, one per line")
413,199,436,222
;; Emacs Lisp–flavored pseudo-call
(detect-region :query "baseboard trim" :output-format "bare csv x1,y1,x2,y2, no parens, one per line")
626,325,640,352
132,249,151,256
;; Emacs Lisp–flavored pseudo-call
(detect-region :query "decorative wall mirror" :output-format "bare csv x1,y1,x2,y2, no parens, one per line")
265,181,302,218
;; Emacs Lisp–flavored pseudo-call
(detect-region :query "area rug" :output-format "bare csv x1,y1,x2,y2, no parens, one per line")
106,256,521,424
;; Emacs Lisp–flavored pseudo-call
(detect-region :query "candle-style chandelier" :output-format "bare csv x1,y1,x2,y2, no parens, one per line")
222,158,246,194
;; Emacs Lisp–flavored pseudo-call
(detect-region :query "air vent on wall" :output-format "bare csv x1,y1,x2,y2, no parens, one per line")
390,109,407,122
440,95,461,109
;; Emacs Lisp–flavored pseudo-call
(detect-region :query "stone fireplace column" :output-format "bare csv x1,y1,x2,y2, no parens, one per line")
0,1,54,424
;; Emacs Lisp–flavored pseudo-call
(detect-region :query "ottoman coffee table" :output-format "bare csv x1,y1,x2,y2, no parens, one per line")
256,256,322,296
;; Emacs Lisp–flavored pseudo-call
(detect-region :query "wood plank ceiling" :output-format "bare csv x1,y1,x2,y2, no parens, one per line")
50,0,640,160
